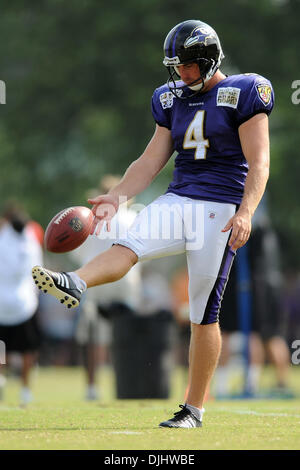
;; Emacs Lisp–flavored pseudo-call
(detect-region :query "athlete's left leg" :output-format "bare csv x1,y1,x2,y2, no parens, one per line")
20,351,37,405
186,322,221,408
185,200,236,410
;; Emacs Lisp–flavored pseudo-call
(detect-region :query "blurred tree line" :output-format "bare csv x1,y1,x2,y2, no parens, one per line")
0,0,299,267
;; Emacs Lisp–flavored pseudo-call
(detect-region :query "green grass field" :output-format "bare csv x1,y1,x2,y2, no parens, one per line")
0,366,300,450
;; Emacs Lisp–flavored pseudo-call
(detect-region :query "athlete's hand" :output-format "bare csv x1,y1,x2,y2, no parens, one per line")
222,210,252,250
88,194,119,236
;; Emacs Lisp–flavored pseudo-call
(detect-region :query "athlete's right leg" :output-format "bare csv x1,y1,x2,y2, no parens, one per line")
32,193,185,308
32,244,138,308
75,244,138,288
74,192,187,288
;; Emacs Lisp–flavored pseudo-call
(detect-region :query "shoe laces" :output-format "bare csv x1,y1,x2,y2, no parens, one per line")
173,404,189,418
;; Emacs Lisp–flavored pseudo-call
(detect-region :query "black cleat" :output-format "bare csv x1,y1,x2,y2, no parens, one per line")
159,405,202,428
32,266,82,308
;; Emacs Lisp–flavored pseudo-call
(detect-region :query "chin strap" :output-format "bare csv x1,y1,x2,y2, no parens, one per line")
166,56,218,99
167,68,204,100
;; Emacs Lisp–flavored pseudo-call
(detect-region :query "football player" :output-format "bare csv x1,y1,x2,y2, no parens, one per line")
33,19,274,428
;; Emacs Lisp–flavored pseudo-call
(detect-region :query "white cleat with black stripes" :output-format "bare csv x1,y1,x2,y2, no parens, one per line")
32,266,82,308
159,405,202,428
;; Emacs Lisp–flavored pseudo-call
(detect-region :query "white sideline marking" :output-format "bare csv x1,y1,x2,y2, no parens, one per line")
109,431,142,435
218,409,300,418
0,406,24,412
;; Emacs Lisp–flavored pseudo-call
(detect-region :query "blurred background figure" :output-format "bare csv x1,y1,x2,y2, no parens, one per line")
37,292,78,367
214,262,239,397
120,260,176,400
246,209,292,397
0,201,43,405
216,200,293,398
71,175,143,400
282,268,300,354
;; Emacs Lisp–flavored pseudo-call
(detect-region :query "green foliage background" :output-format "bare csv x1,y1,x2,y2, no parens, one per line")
1,0,299,266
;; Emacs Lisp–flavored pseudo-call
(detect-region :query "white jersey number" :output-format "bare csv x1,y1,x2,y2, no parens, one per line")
183,110,209,160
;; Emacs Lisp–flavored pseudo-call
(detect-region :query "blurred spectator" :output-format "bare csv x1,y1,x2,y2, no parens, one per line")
247,215,291,396
216,202,293,397
214,261,239,397
0,201,43,405
138,261,174,316
70,175,143,400
26,220,44,247
37,293,78,366
110,259,176,399
282,269,300,354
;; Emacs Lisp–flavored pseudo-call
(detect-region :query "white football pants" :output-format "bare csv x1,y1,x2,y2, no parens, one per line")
116,193,236,324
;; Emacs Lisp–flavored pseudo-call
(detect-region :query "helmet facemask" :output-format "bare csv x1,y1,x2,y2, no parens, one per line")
163,20,224,99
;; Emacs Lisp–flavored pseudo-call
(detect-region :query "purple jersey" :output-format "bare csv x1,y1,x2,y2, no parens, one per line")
151,74,274,205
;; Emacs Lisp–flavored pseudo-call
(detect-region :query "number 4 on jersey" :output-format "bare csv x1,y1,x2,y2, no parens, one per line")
183,110,209,159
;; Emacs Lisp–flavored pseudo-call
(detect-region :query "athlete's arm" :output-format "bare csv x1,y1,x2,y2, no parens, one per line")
109,124,173,200
89,124,173,234
222,113,270,250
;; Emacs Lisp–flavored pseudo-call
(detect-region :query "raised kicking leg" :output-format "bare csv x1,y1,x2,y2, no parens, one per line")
75,245,138,287
32,245,138,308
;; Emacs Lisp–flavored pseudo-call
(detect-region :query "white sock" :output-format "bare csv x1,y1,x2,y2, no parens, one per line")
69,272,87,292
20,387,33,404
185,404,205,421
0,375,6,401
0,374,6,388
86,385,99,400
245,365,261,393
214,366,231,396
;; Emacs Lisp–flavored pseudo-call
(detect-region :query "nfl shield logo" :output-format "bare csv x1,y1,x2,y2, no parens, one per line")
69,217,83,232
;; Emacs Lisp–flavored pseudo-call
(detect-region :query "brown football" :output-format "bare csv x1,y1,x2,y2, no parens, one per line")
44,206,94,253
